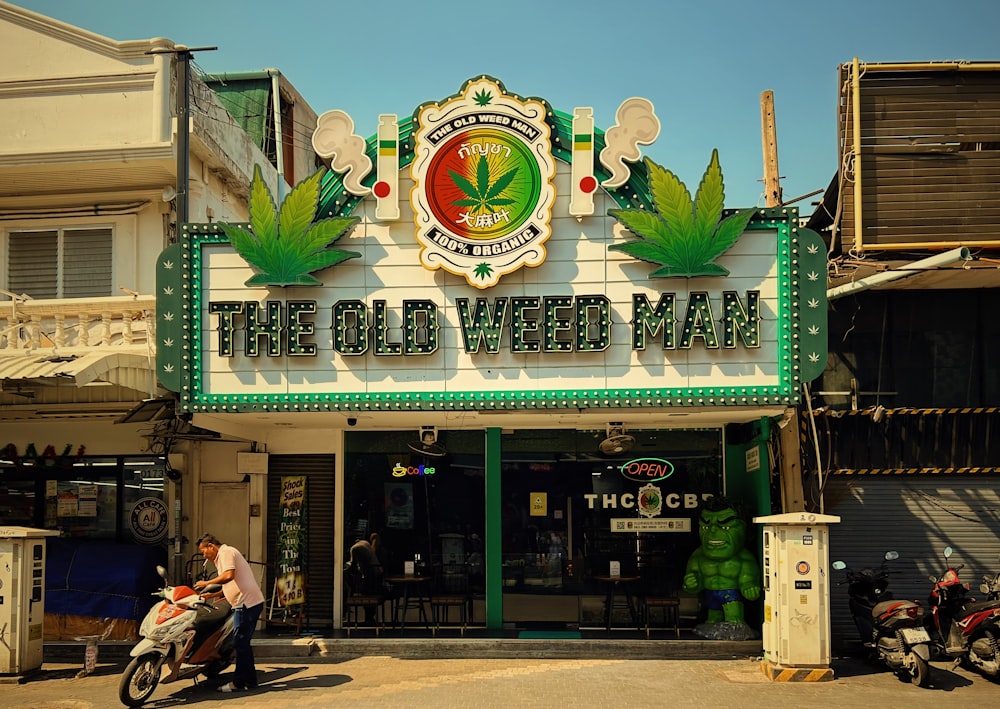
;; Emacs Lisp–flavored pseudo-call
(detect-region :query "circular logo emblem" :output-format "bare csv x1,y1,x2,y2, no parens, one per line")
796,561,811,575
130,497,168,543
411,77,556,288
637,483,663,519
425,127,542,239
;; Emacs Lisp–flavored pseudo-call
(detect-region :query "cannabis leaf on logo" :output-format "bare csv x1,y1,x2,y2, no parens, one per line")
473,262,494,281
219,166,360,287
474,89,493,106
450,156,518,216
609,150,754,278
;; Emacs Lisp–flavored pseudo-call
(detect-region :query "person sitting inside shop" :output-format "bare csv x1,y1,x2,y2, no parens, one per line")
347,534,384,623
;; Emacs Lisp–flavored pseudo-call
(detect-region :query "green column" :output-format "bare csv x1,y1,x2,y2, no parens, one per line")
485,427,503,629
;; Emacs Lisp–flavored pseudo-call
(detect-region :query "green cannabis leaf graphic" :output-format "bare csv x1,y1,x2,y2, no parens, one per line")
474,262,494,280
450,156,518,215
609,150,754,278
219,166,360,287
474,89,493,106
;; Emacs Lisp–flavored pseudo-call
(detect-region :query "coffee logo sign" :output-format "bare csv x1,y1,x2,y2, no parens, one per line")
411,77,556,288
129,497,168,543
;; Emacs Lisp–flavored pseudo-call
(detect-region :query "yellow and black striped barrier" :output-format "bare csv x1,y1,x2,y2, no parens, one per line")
760,660,835,682
832,467,1000,475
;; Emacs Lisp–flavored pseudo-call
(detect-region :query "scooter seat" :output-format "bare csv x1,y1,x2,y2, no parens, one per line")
962,598,1000,616
191,600,232,635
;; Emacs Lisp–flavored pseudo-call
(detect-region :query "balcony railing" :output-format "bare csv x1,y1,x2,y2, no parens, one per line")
0,294,156,352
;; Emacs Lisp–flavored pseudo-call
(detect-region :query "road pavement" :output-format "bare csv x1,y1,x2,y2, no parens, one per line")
5,654,998,709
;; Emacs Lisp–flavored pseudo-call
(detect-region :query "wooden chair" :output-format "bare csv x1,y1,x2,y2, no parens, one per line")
429,565,470,636
344,593,386,636
643,595,681,637
639,558,681,638
344,563,387,635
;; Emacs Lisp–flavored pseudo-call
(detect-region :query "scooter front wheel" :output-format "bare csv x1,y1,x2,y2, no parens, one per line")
118,653,163,707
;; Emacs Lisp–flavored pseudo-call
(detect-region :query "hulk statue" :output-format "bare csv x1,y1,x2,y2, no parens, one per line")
682,497,761,626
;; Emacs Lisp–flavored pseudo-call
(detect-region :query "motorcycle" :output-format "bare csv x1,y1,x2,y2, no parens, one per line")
832,551,932,686
118,566,234,707
979,558,1000,602
925,546,1000,681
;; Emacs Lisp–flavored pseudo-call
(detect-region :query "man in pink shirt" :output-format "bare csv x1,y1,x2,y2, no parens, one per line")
195,533,265,692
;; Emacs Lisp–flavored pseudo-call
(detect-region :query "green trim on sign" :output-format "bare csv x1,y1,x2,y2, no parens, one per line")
177,212,809,413
485,427,503,629
155,242,183,393
796,227,828,383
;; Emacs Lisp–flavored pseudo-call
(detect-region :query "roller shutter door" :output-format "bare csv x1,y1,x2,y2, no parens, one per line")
266,455,335,628
825,474,1000,647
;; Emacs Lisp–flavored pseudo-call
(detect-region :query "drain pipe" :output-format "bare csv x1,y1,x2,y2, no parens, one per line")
264,68,285,201
827,247,972,300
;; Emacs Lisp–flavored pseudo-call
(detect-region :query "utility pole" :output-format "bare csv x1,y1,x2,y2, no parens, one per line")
760,90,783,207
760,89,805,511
147,45,217,227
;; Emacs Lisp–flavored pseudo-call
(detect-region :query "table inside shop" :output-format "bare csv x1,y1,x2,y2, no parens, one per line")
592,575,641,631
384,575,431,631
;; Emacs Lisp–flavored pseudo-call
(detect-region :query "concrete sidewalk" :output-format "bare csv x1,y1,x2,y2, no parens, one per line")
7,649,998,709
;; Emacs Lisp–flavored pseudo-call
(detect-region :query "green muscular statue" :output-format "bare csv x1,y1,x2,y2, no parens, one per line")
682,498,761,624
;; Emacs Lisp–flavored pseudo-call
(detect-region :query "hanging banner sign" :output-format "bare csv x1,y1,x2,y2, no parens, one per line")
276,476,306,606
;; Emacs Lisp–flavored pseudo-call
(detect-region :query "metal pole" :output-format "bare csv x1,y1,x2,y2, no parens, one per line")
176,48,191,224
145,45,217,233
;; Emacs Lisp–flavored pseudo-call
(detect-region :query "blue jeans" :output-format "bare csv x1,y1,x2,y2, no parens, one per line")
232,602,263,689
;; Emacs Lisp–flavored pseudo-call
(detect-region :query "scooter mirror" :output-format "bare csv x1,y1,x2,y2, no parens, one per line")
944,546,954,558
156,565,167,580
884,551,899,561
832,561,846,570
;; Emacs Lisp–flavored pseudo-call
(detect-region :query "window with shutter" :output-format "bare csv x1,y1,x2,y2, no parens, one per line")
6,227,112,299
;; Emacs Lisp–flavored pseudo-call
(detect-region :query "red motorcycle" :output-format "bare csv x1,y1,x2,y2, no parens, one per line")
925,546,1000,681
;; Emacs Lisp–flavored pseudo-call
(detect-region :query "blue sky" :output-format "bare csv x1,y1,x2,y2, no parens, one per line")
11,0,1000,213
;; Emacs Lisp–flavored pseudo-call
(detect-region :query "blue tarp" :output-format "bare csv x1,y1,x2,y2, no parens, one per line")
45,539,166,620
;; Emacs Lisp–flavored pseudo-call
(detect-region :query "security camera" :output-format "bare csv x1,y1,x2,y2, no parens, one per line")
347,417,357,427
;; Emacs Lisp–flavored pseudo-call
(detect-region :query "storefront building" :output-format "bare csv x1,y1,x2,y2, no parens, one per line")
159,76,828,631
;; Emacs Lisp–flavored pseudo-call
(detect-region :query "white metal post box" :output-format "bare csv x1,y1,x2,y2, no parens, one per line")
0,527,59,675
753,512,840,668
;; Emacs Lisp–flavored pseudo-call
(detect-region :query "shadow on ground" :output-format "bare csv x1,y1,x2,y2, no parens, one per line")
142,666,352,706
832,655,975,692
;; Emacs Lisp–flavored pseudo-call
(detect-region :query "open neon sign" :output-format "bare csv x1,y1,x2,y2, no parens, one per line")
619,458,674,482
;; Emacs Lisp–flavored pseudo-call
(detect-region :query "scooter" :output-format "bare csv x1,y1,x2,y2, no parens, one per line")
118,566,235,707
925,546,1000,681
979,558,1000,602
832,551,932,686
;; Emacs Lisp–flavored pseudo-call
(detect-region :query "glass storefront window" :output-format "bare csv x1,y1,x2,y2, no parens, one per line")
344,430,486,594
500,428,722,627
341,427,723,630
0,479,36,526
0,455,166,543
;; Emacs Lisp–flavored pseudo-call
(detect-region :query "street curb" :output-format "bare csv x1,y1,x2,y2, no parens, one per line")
44,637,764,663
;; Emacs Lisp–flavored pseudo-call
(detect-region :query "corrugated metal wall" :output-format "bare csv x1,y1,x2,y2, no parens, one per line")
825,474,1000,646
266,454,335,628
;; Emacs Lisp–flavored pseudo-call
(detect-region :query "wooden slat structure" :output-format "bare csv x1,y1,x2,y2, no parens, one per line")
839,61,1000,251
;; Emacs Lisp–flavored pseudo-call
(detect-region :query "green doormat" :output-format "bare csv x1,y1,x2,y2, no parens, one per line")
517,630,583,639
